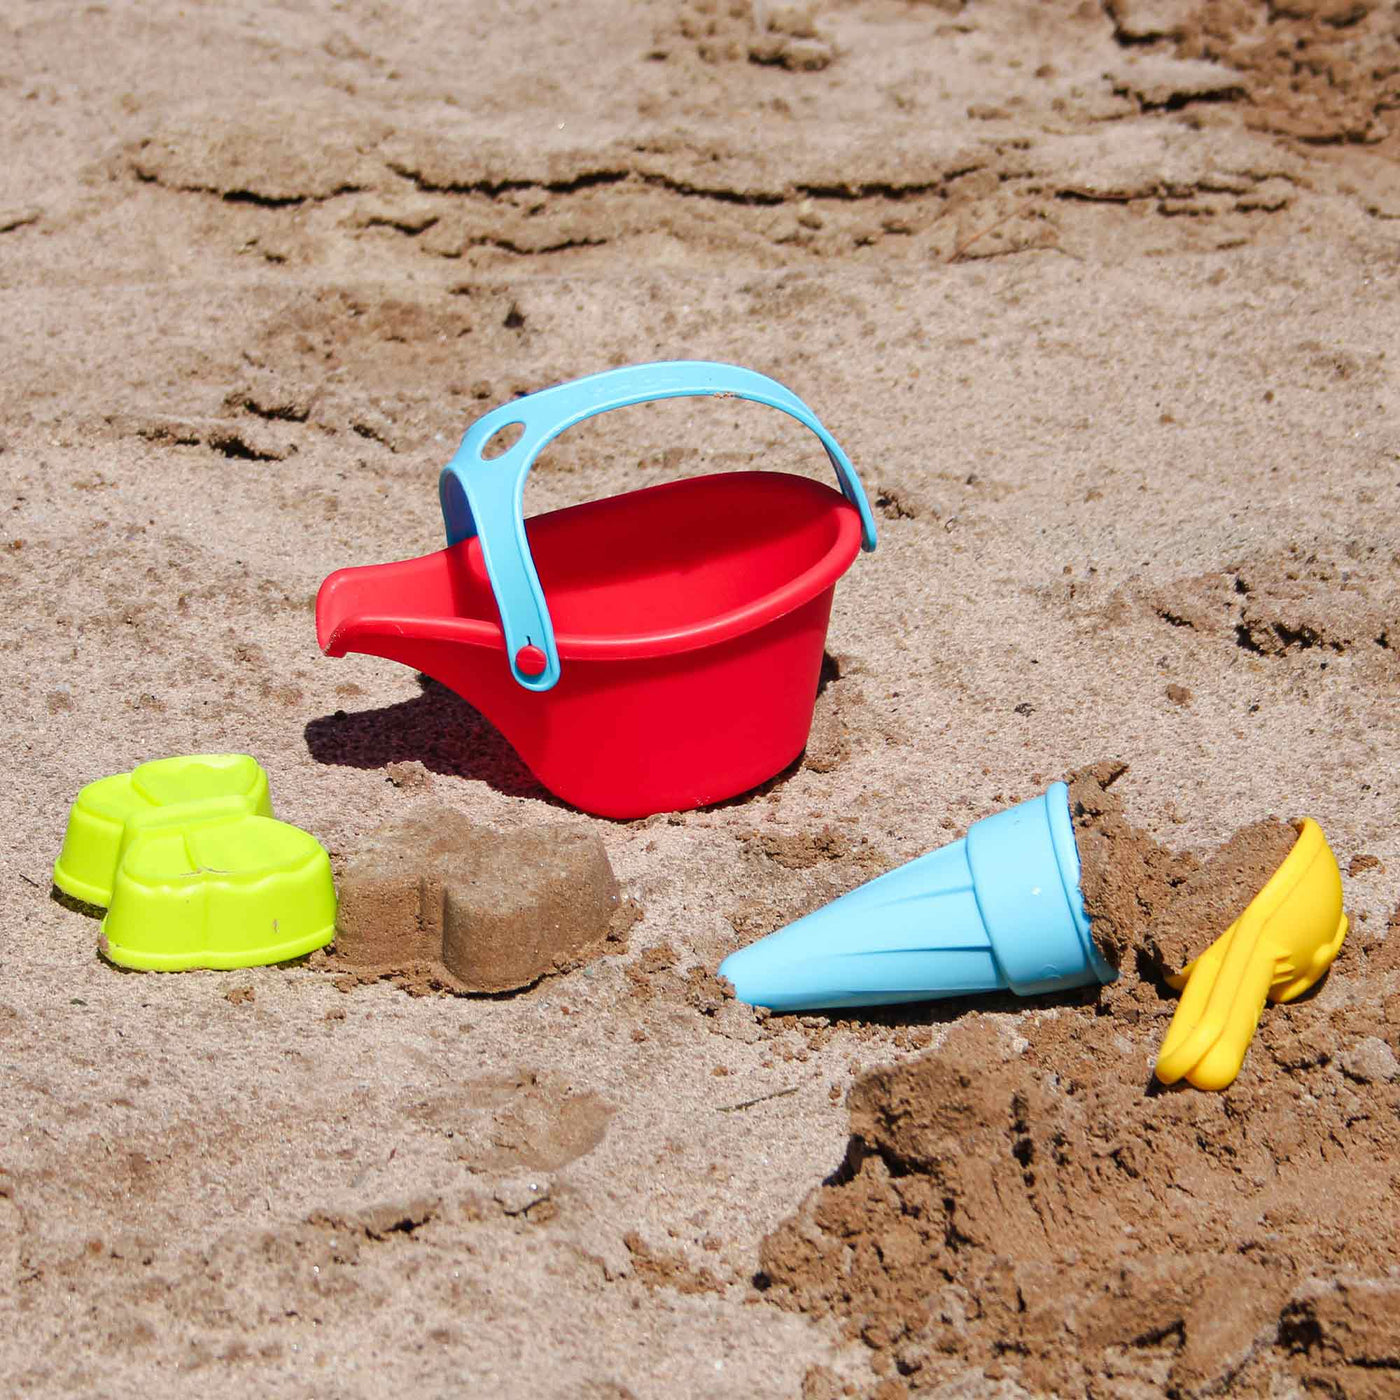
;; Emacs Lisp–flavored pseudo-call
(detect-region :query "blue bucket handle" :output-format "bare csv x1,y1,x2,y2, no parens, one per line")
438,361,878,692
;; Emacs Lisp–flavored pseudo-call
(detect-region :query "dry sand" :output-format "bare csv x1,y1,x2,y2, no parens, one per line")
2,1,1399,1396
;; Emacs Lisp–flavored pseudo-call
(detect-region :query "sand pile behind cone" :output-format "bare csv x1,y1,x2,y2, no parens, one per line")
1068,760,1299,976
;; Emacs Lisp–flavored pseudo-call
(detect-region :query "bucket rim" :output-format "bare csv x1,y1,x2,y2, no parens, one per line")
320,471,863,664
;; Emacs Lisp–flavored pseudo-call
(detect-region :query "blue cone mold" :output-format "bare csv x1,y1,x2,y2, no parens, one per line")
718,782,1117,1013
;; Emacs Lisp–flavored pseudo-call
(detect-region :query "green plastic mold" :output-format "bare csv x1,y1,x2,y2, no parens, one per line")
54,753,271,906
53,754,335,972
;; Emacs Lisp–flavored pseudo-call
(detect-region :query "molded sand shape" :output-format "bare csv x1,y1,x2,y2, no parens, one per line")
331,806,634,994
53,755,336,971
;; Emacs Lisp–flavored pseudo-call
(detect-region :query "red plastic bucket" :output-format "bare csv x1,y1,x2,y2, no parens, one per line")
316,362,877,818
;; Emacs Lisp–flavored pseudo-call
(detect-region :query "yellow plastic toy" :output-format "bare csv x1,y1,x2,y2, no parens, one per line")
53,755,335,972
1154,818,1347,1091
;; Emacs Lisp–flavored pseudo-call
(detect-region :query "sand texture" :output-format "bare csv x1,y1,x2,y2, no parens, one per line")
3,0,1400,1396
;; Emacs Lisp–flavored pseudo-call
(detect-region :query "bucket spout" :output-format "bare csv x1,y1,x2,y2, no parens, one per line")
314,547,534,782
316,545,497,662
318,551,448,658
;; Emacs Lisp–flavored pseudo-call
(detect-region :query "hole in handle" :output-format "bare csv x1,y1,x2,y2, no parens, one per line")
481,421,525,460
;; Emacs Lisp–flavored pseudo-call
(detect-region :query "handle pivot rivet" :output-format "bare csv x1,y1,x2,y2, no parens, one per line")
515,644,547,677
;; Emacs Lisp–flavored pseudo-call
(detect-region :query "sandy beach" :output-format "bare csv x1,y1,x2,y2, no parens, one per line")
3,1,1399,1395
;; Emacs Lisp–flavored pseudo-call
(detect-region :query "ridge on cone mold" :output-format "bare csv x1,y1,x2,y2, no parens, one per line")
719,783,1115,1013
331,806,637,994
53,754,272,907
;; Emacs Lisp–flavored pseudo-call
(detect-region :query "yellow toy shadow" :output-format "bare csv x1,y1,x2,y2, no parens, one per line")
1155,818,1347,1091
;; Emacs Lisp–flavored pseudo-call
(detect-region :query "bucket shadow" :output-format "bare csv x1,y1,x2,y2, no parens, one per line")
306,653,845,816
304,674,561,806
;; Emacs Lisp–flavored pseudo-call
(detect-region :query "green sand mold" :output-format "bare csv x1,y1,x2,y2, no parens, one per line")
53,755,335,972
54,753,272,906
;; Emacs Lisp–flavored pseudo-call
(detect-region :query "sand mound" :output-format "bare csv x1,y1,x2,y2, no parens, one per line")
759,1010,1400,1396
757,767,1395,1395
1069,759,1299,975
